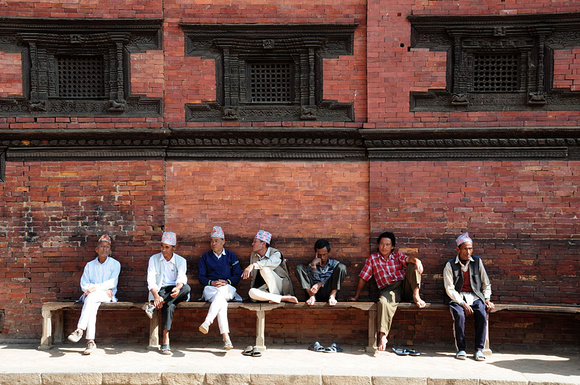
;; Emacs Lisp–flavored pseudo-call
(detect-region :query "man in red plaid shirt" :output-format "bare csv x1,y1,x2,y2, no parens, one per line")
350,231,426,351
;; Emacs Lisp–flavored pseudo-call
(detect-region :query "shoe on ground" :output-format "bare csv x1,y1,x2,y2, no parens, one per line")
223,340,233,350
199,321,210,334
67,329,83,343
83,341,96,355
455,350,467,360
144,304,155,319
474,350,486,361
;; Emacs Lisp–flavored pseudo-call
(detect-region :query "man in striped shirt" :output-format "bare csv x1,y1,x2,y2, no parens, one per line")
350,231,425,351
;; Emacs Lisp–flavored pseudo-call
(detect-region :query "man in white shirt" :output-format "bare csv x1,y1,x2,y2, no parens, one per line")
241,230,298,304
145,231,190,355
67,235,121,355
443,232,495,361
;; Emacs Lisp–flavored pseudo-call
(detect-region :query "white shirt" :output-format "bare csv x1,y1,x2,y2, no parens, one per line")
443,256,492,306
80,256,121,300
147,252,188,294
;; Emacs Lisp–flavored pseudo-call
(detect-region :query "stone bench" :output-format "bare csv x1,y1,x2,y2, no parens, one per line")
39,300,579,353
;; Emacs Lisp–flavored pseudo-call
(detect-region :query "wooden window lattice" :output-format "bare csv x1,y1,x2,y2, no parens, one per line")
57,55,105,98
473,53,519,92
249,63,292,103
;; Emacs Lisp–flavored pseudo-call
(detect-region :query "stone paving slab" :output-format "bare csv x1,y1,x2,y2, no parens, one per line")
0,343,579,385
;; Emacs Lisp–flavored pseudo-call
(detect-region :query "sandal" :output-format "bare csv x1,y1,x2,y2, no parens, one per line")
324,343,343,353
392,347,409,356
242,346,254,356
308,341,325,352
251,347,262,357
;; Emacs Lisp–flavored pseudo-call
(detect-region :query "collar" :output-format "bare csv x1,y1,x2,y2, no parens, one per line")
213,249,226,258
159,253,175,264
377,251,395,261
257,247,271,259
454,255,474,265
96,256,109,265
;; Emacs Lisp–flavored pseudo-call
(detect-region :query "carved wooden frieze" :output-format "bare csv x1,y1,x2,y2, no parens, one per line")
408,13,580,111
0,18,162,117
180,23,357,122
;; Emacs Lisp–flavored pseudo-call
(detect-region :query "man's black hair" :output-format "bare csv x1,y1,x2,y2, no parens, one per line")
377,231,396,247
314,239,331,252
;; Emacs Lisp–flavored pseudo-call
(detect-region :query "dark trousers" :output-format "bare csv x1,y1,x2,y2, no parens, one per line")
295,263,347,301
157,284,191,331
449,299,487,352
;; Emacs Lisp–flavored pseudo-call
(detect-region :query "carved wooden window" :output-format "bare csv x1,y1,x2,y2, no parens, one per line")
0,19,162,117
181,23,357,122
409,14,580,111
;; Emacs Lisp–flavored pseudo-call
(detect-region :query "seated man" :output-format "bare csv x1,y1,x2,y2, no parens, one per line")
443,232,495,361
67,235,121,355
145,231,191,355
349,231,426,351
198,226,242,350
295,239,347,306
241,230,298,304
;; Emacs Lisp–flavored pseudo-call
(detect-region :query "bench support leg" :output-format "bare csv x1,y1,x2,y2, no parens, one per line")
148,310,160,350
256,310,266,351
483,312,492,356
38,309,53,350
366,307,377,353
54,309,64,344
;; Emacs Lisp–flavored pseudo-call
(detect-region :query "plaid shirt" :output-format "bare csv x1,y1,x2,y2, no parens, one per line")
359,251,408,290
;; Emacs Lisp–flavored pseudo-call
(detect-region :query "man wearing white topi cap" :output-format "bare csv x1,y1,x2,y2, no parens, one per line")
241,230,298,304
145,231,191,355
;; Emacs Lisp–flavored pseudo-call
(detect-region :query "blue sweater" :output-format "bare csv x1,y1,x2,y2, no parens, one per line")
198,249,242,287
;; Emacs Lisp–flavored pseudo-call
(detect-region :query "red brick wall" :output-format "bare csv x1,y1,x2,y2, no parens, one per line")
369,160,580,305
366,0,580,127
164,161,370,298
163,0,368,126
0,160,166,339
0,0,578,348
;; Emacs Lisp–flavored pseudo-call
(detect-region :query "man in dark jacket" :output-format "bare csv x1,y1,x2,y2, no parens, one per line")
198,226,242,350
443,232,495,361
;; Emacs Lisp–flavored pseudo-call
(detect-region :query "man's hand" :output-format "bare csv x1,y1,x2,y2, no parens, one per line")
83,287,96,297
153,294,165,309
212,279,227,287
311,254,321,268
308,283,322,296
105,289,113,298
414,259,424,274
485,299,495,311
347,295,359,302
170,286,181,298
242,264,254,279
462,302,473,316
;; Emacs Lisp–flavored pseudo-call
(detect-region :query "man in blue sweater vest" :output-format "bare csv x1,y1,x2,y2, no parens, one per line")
198,226,242,350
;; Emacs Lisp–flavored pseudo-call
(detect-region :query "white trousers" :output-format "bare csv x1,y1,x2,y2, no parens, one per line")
77,290,113,340
202,284,237,334
249,267,284,303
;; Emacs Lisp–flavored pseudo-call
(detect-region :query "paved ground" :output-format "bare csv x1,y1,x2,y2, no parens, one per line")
1,342,579,384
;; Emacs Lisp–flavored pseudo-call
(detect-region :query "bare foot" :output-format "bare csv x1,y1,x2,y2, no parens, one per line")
281,295,299,304
413,292,426,308
378,333,388,351
306,296,316,306
328,296,337,306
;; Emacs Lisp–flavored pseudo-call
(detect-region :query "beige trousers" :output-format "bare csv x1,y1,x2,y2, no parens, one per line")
377,263,421,336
